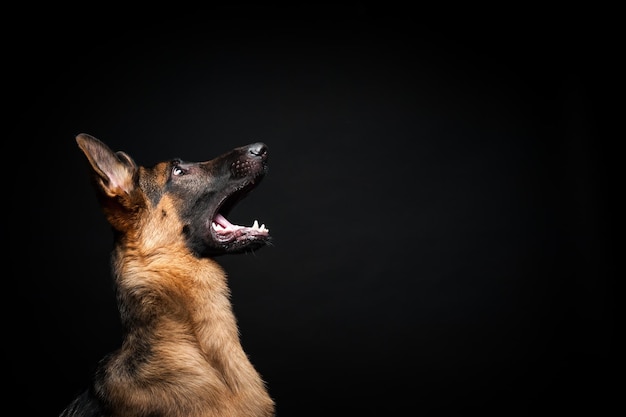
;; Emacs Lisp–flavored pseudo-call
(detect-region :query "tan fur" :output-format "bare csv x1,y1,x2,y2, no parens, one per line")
64,135,275,417
100,196,273,417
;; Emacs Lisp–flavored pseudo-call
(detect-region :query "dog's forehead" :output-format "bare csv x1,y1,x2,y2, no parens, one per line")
142,160,172,181
138,161,173,203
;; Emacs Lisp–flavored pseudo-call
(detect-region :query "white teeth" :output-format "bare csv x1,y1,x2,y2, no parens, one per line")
250,220,269,232
212,222,224,231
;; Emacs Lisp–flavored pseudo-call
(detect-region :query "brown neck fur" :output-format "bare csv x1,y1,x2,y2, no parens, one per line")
92,228,275,417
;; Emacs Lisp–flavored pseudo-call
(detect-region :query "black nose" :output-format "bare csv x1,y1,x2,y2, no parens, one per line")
248,142,268,159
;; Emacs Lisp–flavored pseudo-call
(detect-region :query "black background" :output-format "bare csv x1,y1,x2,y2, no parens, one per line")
7,6,616,416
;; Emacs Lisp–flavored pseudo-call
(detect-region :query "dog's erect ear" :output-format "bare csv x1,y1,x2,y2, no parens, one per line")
76,133,138,198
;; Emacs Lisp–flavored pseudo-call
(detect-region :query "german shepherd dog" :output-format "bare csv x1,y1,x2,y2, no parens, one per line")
60,134,275,417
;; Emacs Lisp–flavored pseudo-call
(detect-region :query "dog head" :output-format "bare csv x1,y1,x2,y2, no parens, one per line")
76,133,271,256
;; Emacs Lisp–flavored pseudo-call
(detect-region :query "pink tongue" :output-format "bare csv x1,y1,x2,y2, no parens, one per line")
214,213,234,228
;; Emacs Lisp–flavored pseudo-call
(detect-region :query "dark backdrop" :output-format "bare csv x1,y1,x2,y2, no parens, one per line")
7,6,616,416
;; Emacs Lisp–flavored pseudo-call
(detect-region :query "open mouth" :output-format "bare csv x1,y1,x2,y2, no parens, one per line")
212,213,269,240
208,179,270,248
195,141,270,254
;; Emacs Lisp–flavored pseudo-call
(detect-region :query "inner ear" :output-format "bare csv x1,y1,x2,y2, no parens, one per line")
76,133,138,198
97,162,136,198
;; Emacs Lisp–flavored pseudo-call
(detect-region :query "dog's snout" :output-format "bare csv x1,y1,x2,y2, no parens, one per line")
248,143,268,159
229,142,269,179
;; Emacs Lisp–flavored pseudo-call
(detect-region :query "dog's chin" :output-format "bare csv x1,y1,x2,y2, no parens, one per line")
203,234,271,256
211,227,271,254
222,237,271,255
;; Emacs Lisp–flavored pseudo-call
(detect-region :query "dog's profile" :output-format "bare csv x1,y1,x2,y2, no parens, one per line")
60,134,275,417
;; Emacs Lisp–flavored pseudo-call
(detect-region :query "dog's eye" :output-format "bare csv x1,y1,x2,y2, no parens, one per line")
172,166,187,176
